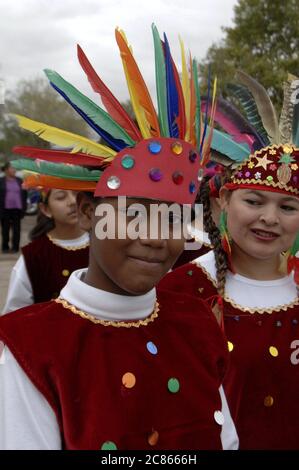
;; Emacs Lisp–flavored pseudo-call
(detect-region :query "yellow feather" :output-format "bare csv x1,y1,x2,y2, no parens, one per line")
179,36,190,141
13,114,116,160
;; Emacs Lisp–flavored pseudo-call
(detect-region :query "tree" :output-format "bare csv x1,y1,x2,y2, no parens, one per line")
0,77,90,159
202,0,299,107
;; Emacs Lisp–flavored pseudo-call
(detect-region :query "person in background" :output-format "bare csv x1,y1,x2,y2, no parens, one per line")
159,72,299,449
2,188,89,313
0,162,27,253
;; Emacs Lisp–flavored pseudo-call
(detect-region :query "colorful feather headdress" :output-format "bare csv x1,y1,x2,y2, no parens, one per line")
204,71,299,196
12,25,218,205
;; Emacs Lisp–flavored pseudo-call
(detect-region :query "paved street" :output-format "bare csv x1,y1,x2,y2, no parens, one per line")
0,215,36,312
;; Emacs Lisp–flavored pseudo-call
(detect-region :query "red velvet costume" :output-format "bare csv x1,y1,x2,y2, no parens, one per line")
22,235,89,302
0,288,228,450
159,262,299,449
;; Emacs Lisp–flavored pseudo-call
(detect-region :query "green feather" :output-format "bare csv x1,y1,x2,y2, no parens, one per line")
192,58,201,151
219,210,227,236
44,69,135,146
290,231,299,256
11,159,101,181
151,24,169,137
210,126,250,162
227,83,270,145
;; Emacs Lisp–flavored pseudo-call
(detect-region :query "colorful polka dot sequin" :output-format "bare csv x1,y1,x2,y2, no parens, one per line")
168,377,180,393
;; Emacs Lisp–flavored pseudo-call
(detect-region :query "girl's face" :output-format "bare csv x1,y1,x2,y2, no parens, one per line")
220,188,299,261
78,195,186,295
41,190,79,226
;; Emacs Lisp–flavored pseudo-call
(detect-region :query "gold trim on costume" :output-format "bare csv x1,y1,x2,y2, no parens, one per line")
47,233,90,251
54,297,160,327
230,177,299,195
192,260,299,315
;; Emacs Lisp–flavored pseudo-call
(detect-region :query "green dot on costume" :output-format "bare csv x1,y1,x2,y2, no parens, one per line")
168,377,180,393
101,441,117,450
146,341,158,355
187,270,193,276
121,155,135,169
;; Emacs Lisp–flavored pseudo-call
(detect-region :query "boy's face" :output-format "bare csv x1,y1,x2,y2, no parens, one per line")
77,194,186,295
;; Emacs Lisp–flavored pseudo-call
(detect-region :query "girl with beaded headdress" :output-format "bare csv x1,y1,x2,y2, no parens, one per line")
0,26,238,450
160,71,299,449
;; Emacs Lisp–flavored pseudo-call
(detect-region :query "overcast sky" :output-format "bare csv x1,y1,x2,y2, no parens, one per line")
0,0,237,102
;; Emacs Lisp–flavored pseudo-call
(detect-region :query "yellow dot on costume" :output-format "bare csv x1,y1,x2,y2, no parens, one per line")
171,141,183,155
269,149,277,155
291,163,298,170
227,341,234,352
248,161,255,168
264,395,274,407
62,269,70,277
269,346,279,357
122,372,136,389
148,429,159,446
283,144,293,153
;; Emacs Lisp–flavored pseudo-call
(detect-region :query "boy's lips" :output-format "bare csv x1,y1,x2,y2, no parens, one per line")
128,255,165,266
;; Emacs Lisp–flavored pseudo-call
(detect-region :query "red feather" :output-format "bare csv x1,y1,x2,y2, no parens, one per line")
77,45,141,141
201,99,256,150
13,146,109,168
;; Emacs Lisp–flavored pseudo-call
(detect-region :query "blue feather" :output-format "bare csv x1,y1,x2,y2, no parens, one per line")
199,65,211,157
49,82,127,152
163,33,179,138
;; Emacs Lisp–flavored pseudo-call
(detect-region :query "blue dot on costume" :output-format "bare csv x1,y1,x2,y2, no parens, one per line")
189,150,197,163
146,341,158,355
148,141,162,154
189,181,196,194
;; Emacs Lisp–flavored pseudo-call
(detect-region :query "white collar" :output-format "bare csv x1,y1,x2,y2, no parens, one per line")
50,232,89,248
60,268,156,321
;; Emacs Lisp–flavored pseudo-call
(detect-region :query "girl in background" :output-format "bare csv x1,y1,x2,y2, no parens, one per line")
2,188,89,313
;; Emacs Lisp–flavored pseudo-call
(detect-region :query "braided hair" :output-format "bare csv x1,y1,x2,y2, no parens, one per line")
197,172,230,298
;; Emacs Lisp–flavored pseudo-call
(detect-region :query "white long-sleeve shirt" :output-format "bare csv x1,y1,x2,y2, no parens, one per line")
0,269,238,450
2,232,90,314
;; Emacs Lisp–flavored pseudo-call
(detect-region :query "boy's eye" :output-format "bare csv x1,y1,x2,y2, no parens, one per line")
281,205,297,212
